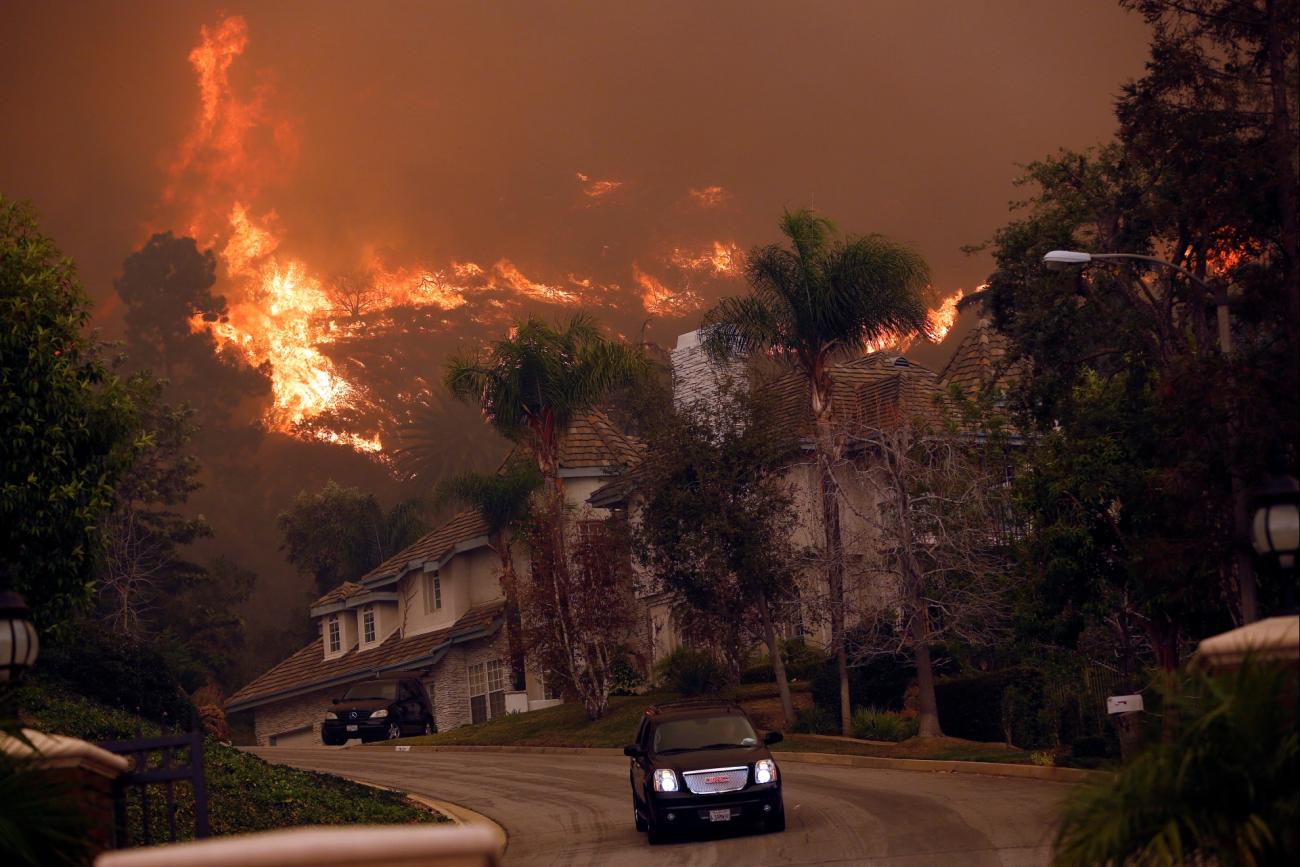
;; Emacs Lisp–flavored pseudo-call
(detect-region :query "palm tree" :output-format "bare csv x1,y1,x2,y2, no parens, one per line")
438,457,542,691
702,208,931,735
444,313,650,495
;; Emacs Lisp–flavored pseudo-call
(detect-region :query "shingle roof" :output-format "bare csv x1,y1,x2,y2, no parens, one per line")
939,319,1018,397
358,509,490,586
226,601,504,712
765,353,952,438
558,408,644,469
310,581,365,609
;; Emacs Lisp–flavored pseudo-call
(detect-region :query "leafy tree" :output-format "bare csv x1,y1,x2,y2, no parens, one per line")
982,0,1298,660
114,232,270,456
156,556,256,692
437,457,542,690
97,373,211,637
277,481,429,597
634,387,803,727
0,196,134,627
1053,660,1298,866
702,208,931,735
443,313,650,493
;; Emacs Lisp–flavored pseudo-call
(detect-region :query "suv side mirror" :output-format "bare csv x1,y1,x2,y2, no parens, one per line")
763,731,783,745
331,697,341,705
623,744,643,758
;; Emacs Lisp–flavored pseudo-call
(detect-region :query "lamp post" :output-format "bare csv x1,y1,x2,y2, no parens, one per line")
1042,250,1233,354
1041,249,1259,622
0,591,39,683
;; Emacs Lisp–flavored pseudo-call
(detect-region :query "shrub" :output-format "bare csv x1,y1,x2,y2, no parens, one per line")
850,707,919,742
811,653,914,717
608,658,645,696
1054,661,1299,866
37,624,196,727
654,647,728,696
739,638,827,684
791,706,839,734
933,666,1053,744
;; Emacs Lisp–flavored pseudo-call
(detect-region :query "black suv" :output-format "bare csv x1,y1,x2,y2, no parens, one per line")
624,698,784,844
322,673,435,745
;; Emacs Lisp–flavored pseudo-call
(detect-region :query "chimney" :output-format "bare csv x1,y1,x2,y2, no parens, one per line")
671,329,747,411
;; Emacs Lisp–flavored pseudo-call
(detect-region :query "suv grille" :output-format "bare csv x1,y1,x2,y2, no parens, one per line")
682,766,747,794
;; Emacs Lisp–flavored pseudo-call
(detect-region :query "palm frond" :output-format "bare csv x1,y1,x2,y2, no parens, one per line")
436,457,542,536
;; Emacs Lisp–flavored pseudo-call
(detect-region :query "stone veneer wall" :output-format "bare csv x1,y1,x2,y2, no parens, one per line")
431,632,508,731
253,686,338,747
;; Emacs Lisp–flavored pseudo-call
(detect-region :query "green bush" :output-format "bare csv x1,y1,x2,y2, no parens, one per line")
1054,661,1298,866
850,706,919,742
740,638,827,684
811,653,914,716
37,624,196,727
654,647,728,695
608,658,645,696
791,706,839,734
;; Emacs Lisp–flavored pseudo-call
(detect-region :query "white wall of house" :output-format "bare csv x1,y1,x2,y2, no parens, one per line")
320,611,358,660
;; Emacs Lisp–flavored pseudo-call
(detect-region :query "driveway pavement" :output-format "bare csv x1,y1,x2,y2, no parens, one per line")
250,747,1067,866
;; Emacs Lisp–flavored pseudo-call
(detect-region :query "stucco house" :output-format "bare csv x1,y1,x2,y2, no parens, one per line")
227,410,643,747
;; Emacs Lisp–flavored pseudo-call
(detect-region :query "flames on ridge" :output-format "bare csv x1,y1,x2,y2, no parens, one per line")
162,14,968,456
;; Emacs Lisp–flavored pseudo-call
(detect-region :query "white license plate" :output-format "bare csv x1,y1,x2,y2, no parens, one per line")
346,725,358,732
708,809,731,823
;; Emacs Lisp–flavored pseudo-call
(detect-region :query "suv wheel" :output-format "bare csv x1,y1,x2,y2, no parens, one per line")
768,805,786,833
387,722,402,740
321,730,344,747
647,821,670,845
633,805,647,832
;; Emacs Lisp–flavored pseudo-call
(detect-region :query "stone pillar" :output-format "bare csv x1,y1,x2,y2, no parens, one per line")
0,728,130,856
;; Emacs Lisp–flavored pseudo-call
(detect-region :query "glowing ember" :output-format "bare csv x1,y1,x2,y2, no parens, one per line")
576,171,624,200
688,186,728,208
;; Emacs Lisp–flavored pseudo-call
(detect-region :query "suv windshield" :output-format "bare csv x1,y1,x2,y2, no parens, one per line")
653,715,757,753
343,681,398,701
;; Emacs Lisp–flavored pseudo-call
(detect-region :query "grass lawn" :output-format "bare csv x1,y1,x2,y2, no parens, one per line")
16,681,443,838
393,686,1033,764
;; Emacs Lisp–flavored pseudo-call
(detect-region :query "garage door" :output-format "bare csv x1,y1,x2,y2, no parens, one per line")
269,725,318,747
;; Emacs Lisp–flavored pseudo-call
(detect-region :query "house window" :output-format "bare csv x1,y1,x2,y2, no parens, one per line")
542,671,563,701
327,615,341,653
468,659,507,724
424,572,442,614
362,605,376,644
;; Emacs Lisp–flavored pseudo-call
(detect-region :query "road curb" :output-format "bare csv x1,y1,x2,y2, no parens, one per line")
352,742,1106,783
345,777,509,858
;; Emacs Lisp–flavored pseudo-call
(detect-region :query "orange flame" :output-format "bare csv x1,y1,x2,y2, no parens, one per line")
634,264,702,316
688,186,728,208
862,286,973,354
576,172,623,201
670,241,742,277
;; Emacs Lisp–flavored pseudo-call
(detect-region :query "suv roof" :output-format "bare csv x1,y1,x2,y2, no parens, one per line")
644,698,743,720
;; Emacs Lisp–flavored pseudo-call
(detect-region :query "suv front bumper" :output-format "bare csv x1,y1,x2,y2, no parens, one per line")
322,718,392,740
645,782,782,827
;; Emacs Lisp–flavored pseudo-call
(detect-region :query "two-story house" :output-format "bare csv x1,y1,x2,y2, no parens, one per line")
226,410,643,747
592,322,1011,669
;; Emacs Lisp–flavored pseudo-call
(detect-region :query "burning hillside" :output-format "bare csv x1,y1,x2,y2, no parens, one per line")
157,13,966,457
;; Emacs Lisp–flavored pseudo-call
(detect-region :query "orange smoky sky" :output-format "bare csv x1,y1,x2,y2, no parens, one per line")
1,1,1151,361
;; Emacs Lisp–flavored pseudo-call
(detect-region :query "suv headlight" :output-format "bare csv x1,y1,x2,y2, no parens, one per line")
325,711,337,720
370,708,389,719
652,769,679,792
754,759,778,784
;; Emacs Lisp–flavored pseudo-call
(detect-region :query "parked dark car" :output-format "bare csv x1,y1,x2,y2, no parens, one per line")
322,673,434,745
624,698,784,844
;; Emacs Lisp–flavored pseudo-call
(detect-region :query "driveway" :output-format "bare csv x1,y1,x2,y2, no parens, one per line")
251,747,1067,866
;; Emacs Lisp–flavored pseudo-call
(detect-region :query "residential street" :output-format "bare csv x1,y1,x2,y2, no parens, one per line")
251,748,1068,866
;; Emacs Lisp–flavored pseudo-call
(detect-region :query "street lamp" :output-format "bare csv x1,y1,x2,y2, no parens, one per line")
0,591,39,683
1251,472,1300,571
1042,249,1233,354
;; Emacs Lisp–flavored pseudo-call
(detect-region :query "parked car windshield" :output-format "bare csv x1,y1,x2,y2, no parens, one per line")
343,681,398,701
653,715,757,753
